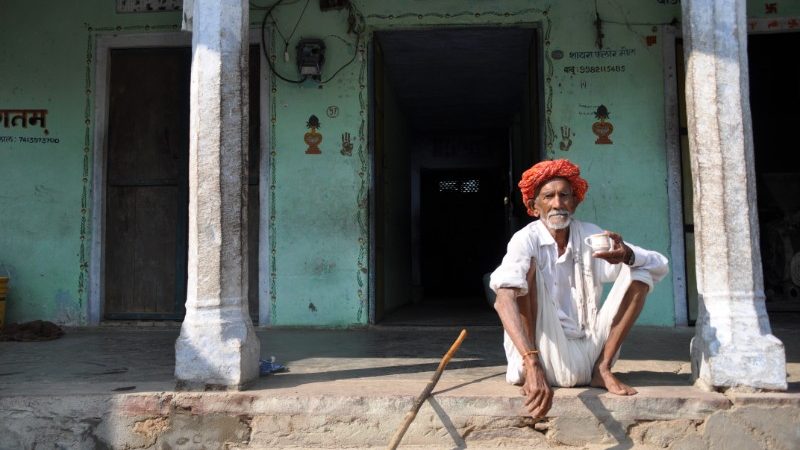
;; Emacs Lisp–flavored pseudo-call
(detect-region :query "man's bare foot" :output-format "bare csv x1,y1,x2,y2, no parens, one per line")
590,367,637,395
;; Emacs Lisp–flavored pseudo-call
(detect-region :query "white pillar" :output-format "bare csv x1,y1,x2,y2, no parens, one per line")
681,0,786,390
175,0,260,389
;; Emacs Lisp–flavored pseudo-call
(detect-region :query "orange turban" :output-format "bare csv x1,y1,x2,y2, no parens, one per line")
518,159,589,217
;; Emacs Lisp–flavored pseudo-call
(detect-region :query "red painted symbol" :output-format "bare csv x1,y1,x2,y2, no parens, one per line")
646,35,657,47
592,105,614,145
765,3,778,14
304,115,322,154
768,20,779,29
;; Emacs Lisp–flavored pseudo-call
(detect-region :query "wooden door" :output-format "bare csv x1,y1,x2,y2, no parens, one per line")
104,46,261,320
105,47,191,319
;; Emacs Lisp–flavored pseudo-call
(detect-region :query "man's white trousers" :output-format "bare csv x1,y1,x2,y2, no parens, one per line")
504,265,633,386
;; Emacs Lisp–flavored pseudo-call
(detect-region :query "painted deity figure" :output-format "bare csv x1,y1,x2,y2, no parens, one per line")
304,115,322,154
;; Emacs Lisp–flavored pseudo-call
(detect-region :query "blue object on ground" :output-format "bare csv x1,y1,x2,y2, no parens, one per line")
259,358,287,376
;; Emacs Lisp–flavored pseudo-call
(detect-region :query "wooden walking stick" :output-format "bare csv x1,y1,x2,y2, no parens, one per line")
387,329,468,450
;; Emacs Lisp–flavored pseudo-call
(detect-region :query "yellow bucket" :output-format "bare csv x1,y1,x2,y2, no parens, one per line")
0,276,7,329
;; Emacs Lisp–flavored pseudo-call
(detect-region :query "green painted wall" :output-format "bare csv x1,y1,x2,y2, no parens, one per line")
0,2,182,324
265,4,368,326
267,0,683,326
2,0,794,327
544,2,677,325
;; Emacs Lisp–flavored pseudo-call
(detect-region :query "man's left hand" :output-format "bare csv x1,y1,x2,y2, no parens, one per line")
592,231,633,265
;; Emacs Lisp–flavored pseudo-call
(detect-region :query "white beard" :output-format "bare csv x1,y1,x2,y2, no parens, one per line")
543,210,572,230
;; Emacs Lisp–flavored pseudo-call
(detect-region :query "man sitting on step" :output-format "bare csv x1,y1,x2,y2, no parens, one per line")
489,159,669,419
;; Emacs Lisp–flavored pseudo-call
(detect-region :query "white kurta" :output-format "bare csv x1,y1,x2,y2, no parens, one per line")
489,219,669,386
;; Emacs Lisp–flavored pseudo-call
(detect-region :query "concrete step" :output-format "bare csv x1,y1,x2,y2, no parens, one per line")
2,381,798,449
1,326,798,448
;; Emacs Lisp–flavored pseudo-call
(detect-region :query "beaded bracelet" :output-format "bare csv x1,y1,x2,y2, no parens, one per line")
522,349,539,359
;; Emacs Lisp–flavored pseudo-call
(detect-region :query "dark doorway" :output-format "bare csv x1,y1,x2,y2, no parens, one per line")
103,45,261,321
421,168,506,296
371,27,541,326
749,33,800,317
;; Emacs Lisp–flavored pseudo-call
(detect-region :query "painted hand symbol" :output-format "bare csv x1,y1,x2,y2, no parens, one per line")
559,126,573,151
341,132,353,156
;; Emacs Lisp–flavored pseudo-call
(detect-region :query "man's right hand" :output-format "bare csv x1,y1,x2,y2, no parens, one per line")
522,358,553,419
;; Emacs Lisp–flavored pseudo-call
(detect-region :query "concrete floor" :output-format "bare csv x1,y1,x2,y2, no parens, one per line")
1,310,798,396
0,325,664,394
1,316,798,448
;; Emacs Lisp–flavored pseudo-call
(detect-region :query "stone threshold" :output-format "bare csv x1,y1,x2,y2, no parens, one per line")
2,383,799,449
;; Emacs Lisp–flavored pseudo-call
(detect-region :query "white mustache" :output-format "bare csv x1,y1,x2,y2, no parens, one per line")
548,209,571,218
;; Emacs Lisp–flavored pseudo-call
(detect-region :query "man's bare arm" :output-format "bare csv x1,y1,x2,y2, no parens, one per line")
494,276,553,418
494,287,534,356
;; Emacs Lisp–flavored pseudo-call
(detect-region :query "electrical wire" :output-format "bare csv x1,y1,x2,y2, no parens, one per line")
259,0,365,84
320,31,360,84
265,0,312,61
594,0,604,49
260,0,307,83
594,0,679,31
320,3,364,84
284,0,312,56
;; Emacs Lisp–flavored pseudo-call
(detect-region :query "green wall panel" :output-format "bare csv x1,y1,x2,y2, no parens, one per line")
0,2,182,324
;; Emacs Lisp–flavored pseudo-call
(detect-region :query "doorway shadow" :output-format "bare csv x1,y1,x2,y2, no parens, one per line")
381,296,501,327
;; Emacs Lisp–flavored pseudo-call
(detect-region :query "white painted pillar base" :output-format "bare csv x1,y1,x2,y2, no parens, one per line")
175,307,260,389
175,0,260,389
690,293,786,390
682,0,786,391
